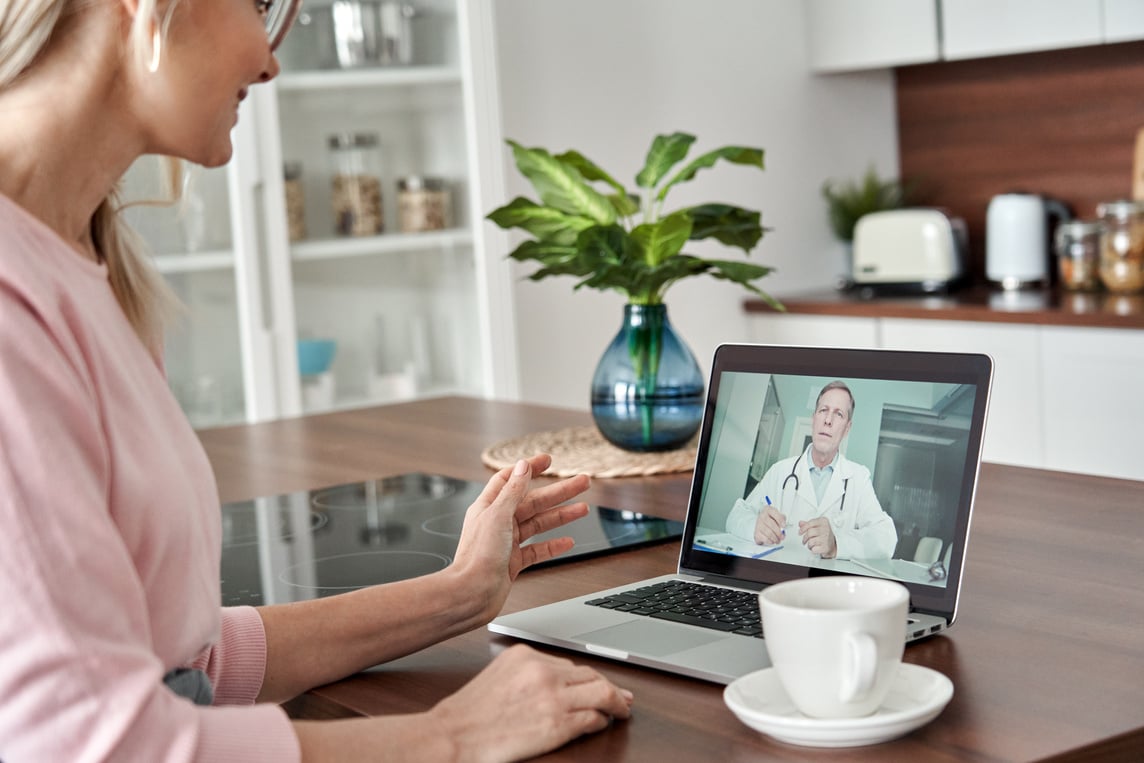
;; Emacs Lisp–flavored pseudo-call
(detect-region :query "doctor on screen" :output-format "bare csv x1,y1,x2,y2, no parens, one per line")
725,381,897,560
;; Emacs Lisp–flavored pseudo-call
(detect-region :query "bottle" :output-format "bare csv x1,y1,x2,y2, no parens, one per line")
1096,200,1144,294
283,162,307,242
398,176,452,233
1053,220,1102,291
328,132,383,236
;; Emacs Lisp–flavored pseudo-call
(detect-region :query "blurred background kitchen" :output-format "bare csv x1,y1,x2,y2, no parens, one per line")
122,0,1144,482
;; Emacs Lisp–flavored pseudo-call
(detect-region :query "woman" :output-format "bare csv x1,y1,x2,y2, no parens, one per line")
0,0,632,759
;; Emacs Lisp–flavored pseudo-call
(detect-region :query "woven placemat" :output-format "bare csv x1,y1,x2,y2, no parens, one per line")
481,426,696,478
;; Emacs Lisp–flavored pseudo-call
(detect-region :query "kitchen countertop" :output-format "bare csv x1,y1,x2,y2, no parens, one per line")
743,284,1144,330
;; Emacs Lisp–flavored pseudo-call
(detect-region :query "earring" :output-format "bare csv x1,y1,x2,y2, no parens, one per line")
148,26,162,73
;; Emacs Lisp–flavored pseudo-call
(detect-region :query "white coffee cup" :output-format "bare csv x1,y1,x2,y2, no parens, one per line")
759,576,909,719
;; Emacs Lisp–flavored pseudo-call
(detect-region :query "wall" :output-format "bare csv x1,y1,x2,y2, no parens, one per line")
897,40,1144,281
492,0,899,411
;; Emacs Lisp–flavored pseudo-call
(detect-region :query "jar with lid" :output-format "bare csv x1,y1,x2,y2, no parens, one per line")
397,176,452,233
283,162,307,242
328,132,383,236
1096,200,1144,294
1054,219,1103,291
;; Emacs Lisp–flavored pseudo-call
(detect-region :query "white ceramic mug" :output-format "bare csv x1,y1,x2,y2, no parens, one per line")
759,576,908,719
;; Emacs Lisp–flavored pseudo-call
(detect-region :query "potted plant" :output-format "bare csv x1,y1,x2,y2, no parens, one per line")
487,132,781,452
821,166,911,263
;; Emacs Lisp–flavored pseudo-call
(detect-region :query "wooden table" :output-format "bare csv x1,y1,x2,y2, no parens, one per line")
198,397,1144,761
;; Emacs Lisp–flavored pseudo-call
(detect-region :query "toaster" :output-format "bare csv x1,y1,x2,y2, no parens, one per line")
851,209,967,295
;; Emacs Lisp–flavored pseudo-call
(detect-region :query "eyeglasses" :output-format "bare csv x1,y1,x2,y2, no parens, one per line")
265,0,303,52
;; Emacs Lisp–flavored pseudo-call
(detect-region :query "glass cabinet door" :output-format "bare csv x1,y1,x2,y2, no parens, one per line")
271,0,500,414
121,160,251,428
123,0,516,427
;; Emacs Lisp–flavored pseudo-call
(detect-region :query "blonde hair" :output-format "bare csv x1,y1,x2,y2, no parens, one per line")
2,0,180,354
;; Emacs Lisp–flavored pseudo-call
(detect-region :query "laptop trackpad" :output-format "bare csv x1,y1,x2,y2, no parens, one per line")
574,620,724,657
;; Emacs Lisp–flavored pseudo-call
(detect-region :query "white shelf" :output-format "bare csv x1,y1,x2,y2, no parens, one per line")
290,228,473,262
277,66,463,92
153,250,234,274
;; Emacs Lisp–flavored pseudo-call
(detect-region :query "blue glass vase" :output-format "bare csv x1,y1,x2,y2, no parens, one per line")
590,304,705,452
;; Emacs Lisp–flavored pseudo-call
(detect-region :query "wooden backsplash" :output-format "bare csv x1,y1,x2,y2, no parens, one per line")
895,40,1144,282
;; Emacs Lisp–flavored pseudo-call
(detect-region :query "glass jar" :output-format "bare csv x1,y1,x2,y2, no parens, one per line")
1096,200,1144,294
1053,220,1103,291
328,132,383,236
397,176,452,233
283,162,307,242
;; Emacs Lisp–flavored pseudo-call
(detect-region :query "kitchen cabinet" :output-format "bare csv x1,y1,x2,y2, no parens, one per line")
746,313,879,349
1104,0,1144,43
1040,326,1144,480
804,0,939,72
940,0,1102,61
745,312,1142,481
879,319,1043,471
125,0,515,427
805,0,1144,73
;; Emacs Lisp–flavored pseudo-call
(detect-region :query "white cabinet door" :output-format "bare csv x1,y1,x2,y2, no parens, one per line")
880,318,1042,469
746,314,879,348
804,0,940,72
941,0,1102,60
124,156,275,429
1104,0,1144,42
1040,327,1144,481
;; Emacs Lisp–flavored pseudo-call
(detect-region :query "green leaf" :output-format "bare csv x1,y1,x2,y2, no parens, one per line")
626,255,709,304
657,146,764,202
507,140,616,224
486,197,595,246
686,204,767,252
635,133,696,189
575,224,633,266
506,237,580,264
607,192,641,218
703,259,784,311
631,211,693,268
557,151,626,197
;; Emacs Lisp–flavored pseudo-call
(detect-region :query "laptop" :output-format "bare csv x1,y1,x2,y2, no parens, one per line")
489,343,993,684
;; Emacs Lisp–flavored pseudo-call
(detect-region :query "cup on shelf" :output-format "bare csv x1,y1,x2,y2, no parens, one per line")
758,576,909,719
297,338,337,377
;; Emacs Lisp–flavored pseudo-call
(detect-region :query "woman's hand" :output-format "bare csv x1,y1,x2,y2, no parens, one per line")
452,454,591,622
430,644,633,762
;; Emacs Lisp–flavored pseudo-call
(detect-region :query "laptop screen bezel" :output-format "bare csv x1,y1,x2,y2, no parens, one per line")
676,343,993,620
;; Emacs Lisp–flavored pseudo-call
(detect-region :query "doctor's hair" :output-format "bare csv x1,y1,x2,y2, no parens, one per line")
1,0,179,355
816,381,855,420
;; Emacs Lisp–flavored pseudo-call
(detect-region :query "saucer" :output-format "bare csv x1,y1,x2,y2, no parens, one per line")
723,663,953,748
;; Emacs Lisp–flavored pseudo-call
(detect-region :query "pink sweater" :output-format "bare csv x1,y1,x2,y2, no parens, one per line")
0,194,300,761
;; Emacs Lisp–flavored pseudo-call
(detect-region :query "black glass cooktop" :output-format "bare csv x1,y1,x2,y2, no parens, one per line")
220,473,684,606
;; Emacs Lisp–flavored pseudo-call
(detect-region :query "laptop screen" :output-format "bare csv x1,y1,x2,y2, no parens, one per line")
680,344,992,620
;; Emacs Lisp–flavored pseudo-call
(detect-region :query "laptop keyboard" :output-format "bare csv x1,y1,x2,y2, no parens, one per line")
585,580,763,638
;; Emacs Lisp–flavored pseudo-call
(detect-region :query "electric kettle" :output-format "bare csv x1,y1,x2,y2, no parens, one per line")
986,193,1071,289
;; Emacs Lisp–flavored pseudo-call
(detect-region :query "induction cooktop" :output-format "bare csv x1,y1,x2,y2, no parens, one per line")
220,473,684,606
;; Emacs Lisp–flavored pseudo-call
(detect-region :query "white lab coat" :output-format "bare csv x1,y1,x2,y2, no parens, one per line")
725,447,897,560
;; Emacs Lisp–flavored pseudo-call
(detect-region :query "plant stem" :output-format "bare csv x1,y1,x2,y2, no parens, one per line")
627,305,664,446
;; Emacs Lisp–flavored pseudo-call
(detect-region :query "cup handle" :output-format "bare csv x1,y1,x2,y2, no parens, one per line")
840,631,877,703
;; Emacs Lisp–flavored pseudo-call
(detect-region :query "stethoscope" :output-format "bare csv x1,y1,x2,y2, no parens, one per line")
781,450,849,515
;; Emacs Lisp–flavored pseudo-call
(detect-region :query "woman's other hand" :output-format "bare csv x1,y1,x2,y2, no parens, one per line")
431,644,633,762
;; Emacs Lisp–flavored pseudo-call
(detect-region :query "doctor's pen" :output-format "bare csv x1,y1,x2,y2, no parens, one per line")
765,495,785,538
